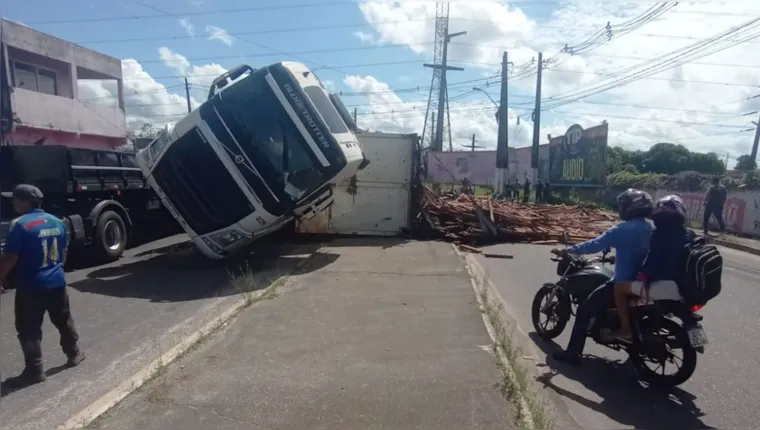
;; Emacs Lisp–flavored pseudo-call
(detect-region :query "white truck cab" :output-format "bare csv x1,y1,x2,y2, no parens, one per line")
137,62,366,259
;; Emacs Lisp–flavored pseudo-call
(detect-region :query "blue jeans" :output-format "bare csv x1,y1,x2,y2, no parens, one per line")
565,282,615,356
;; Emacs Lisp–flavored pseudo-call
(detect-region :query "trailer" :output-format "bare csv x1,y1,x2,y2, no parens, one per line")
295,131,420,236
1,145,177,264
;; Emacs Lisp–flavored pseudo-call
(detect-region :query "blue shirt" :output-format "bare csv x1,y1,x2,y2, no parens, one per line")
568,218,653,282
3,209,68,291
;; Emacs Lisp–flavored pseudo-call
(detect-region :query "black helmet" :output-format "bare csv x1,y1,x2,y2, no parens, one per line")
616,188,653,221
653,194,686,224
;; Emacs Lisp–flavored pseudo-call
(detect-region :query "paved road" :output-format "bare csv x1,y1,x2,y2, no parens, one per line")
0,234,320,430
89,239,513,429
476,243,759,430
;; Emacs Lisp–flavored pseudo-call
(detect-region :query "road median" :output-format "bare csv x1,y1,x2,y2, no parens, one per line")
86,238,517,429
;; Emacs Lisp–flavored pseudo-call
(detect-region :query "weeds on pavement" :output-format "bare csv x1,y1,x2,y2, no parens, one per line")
472,262,555,429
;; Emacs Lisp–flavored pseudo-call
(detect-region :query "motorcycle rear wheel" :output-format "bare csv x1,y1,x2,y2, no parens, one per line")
531,283,572,340
630,317,698,387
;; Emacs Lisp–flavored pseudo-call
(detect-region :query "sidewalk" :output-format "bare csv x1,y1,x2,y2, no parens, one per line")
90,238,513,429
709,233,760,256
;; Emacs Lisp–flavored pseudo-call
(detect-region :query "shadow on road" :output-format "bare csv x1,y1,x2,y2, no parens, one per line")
69,242,336,303
528,332,713,430
281,234,412,249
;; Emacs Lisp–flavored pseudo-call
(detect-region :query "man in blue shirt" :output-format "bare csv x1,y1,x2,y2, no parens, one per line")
551,189,654,366
0,184,85,390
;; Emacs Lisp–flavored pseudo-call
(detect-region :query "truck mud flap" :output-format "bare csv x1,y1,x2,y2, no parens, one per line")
63,215,86,243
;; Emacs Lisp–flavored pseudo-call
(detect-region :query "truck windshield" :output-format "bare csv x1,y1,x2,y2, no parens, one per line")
216,73,326,204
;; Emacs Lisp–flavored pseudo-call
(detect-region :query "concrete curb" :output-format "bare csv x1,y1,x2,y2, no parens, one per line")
710,238,760,256
57,249,318,429
453,245,537,429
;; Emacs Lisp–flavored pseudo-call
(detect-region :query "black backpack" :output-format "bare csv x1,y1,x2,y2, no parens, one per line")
681,235,723,306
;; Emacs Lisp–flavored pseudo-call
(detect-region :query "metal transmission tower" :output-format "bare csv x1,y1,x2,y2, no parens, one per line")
421,2,466,152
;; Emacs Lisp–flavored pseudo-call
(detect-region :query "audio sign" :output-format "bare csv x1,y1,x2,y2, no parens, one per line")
549,122,608,187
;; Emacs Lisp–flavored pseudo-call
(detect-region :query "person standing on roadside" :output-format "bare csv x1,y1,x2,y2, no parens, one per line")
535,180,544,204
0,184,85,390
703,177,727,236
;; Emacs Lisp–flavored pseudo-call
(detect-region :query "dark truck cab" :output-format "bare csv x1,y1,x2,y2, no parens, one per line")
1,145,176,264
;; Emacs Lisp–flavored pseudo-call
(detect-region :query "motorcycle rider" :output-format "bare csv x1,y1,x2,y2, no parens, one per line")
612,195,694,341
551,189,654,365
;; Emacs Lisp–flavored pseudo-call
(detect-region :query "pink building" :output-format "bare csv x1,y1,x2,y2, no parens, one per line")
0,18,126,150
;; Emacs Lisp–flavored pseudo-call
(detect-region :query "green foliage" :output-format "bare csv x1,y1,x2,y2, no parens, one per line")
605,142,726,176
127,123,162,140
734,154,758,171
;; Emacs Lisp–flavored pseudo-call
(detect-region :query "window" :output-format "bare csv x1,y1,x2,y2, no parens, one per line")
37,69,58,96
303,86,348,135
216,73,326,202
11,61,58,96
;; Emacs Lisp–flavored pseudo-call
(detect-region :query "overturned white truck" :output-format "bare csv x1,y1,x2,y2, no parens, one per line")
136,62,370,259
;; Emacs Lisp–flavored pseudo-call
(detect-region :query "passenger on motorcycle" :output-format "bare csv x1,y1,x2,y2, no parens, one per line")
612,195,695,341
551,188,654,365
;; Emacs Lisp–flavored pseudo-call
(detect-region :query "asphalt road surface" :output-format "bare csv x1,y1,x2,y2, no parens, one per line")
0,234,319,430
476,243,759,430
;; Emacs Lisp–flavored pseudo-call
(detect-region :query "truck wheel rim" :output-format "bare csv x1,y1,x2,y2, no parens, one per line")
104,221,123,251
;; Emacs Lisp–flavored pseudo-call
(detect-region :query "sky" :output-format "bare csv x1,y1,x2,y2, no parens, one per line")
4,0,760,162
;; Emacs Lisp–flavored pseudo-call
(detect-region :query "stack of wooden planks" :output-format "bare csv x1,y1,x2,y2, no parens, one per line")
420,187,616,245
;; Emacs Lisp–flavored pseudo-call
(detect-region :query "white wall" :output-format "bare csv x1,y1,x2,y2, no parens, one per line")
646,188,760,237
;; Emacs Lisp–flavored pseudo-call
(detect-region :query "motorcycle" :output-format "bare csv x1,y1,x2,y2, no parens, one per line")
531,249,708,387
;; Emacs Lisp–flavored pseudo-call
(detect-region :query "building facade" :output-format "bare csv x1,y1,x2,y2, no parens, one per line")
0,18,126,150
427,145,551,186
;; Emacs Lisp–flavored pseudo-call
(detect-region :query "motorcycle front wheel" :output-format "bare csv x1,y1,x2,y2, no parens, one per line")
531,283,572,340
630,317,698,387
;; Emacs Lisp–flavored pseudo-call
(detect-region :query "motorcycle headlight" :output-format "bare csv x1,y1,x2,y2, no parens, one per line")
208,229,247,248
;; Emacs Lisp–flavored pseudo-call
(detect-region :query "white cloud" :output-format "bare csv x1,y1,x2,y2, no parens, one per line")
78,49,227,131
353,30,375,44
178,18,194,37
205,25,234,47
343,74,533,150
354,1,760,159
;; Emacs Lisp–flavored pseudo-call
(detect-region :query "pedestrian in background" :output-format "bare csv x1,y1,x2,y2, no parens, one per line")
703,177,727,236
0,184,85,390
535,180,544,204
522,178,531,203
543,181,552,204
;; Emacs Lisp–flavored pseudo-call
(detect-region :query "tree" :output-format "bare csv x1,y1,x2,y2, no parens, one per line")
641,143,692,174
605,143,725,175
734,154,757,171
127,123,162,140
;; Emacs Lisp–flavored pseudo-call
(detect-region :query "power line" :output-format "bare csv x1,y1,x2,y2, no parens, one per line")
353,102,754,128
25,1,760,26
133,1,362,79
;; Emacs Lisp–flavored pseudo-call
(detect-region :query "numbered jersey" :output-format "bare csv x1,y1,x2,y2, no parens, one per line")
3,209,67,291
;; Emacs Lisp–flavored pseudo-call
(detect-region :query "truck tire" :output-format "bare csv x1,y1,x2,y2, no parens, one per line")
95,210,128,262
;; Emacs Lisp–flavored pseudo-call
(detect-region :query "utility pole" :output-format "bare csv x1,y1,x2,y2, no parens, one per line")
751,113,760,165
495,52,510,195
353,108,358,124
421,3,466,153
184,78,192,113
424,31,465,151
530,52,544,183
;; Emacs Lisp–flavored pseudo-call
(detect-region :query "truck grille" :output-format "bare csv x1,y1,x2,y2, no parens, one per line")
151,127,253,236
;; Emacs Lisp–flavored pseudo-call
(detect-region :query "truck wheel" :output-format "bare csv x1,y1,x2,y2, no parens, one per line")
95,210,128,262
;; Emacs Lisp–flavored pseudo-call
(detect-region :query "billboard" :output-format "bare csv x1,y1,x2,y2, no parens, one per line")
549,123,608,187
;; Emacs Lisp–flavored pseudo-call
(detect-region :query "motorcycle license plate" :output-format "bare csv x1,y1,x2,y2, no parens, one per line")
687,325,709,348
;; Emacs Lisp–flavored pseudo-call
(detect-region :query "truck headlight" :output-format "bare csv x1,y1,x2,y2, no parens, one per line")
208,229,247,247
